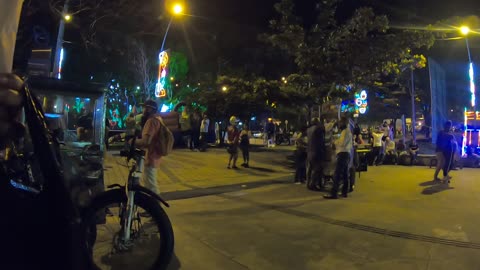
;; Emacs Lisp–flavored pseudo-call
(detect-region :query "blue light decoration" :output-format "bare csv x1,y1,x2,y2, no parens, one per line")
155,50,169,98
469,63,476,107
160,104,170,113
57,48,64,79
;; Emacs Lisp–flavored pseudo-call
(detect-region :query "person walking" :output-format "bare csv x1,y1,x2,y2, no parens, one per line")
239,123,252,168
324,117,353,199
440,121,456,183
226,116,240,169
433,122,448,181
294,126,308,183
129,100,163,195
199,113,210,151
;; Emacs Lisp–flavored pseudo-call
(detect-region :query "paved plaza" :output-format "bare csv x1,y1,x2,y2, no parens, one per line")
103,147,480,270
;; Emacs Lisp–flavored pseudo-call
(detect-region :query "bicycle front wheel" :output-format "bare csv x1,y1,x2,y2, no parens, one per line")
83,189,174,270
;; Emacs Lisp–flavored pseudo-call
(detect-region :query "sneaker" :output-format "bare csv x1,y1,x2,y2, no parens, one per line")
227,165,231,169
232,165,239,169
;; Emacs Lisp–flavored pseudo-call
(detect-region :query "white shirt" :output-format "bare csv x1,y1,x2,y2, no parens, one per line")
200,118,210,133
335,128,353,154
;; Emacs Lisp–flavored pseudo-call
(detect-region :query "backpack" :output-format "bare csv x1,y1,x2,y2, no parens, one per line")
155,116,174,156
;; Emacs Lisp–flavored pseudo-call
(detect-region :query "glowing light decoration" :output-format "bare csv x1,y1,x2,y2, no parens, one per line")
57,48,64,79
469,63,476,107
354,90,368,115
155,50,169,98
160,104,170,113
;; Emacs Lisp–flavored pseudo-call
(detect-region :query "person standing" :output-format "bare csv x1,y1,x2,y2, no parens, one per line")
433,122,448,181
199,113,210,152
440,121,456,183
239,123,252,168
179,107,193,150
294,126,308,183
129,100,162,195
226,116,240,169
191,110,202,150
371,127,384,165
324,117,353,199
124,112,136,151
306,118,326,190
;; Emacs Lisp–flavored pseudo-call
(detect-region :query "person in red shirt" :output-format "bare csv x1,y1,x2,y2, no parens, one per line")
130,100,162,194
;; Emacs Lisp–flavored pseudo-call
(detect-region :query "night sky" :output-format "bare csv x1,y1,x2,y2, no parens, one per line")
14,0,480,86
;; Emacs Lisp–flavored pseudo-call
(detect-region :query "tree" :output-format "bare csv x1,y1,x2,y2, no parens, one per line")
262,0,436,119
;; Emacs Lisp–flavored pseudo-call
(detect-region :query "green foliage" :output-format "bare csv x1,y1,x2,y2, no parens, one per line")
263,0,436,103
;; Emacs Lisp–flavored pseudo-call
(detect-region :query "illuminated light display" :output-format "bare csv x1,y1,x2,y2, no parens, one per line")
57,48,64,79
469,63,476,107
155,50,169,98
355,90,368,115
463,109,480,156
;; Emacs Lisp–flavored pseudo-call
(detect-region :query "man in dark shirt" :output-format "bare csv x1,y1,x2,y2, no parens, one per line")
438,121,455,182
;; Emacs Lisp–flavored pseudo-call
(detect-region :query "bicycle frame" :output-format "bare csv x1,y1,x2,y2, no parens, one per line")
122,152,144,242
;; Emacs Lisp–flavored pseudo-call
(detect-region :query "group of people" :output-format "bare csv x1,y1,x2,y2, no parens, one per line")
179,107,210,152
225,116,251,169
294,116,356,199
367,124,420,166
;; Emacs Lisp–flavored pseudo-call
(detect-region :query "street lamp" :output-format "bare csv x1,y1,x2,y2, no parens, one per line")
460,26,470,36
53,0,72,79
222,86,228,92
160,2,185,52
172,3,183,14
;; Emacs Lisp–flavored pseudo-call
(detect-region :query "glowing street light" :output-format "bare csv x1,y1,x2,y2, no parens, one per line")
460,26,470,36
64,14,72,22
222,86,228,92
172,3,183,15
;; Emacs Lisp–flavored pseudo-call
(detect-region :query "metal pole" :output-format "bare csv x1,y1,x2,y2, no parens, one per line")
411,69,416,143
52,0,69,79
160,17,174,52
466,38,472,63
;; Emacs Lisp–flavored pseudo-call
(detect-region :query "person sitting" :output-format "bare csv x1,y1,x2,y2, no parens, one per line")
384,137,397,164
408,141,420,166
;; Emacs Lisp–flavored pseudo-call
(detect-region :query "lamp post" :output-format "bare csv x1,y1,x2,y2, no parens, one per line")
52,0,71,79
160,3,184,52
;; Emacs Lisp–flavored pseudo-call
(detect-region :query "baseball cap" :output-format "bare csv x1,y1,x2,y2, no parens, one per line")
141,100,158,110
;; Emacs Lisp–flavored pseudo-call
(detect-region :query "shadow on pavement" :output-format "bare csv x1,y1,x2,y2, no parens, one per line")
419,180,439,186
167,253,181,270
247,166,276,173
421,184,454,195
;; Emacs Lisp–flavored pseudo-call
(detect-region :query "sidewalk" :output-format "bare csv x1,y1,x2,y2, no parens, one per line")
166,165,480,270
104,146,295,195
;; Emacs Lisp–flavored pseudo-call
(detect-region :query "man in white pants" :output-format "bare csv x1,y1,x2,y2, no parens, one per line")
130,100,162,194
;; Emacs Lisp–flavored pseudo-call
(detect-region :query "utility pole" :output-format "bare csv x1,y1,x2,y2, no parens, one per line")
52,0,70,79
410,69,416,143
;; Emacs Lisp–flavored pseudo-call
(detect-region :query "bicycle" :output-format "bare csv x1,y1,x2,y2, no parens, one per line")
81,133,174,270
1,78,173,270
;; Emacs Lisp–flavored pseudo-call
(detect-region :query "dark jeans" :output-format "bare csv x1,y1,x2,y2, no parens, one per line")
200,132,208,151
192,130,200,149
295,150,307,181
331,152,350,196
240,144,250,164
443,151,454,176
372,146,383,165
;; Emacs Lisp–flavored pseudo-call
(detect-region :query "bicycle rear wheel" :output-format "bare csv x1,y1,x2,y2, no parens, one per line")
83,189,174,270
